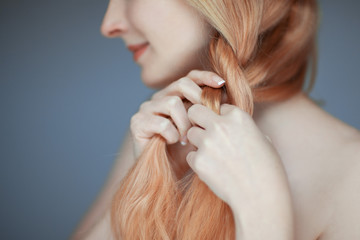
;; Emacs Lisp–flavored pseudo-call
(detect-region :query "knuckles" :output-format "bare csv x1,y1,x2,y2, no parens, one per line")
228,107,244,118
140,96,184,112
225,106,251,123
187,69,199,77
201,137,212,149
139,100,151,111
130,113,143,133
177,76,190,88
159,118,172,132
166,95,182,109
187,104,201,118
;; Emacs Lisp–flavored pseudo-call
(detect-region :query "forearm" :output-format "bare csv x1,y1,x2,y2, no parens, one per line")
234,209,294,240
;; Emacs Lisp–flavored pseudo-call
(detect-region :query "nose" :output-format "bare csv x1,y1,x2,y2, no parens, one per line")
100,0,128,38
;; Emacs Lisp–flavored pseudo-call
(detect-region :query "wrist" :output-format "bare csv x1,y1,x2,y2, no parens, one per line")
231,189,295,240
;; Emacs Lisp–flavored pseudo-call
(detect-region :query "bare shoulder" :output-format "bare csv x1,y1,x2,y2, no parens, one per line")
318,130,360,240
278,93,360,240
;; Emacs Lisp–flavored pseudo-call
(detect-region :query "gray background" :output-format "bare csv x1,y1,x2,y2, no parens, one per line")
1,0,359,239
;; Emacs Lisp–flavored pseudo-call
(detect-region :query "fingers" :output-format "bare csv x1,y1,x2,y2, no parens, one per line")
186,150,207,179
132,70,226,157
152,70,226,104
187,126,206,148
152,77,202,104
131,114,180,145
187,104,219,129
186,151,197,171
187,69,226,88
141,96,192,139
220,104,252,121
220,104,238,115
150,116,180,144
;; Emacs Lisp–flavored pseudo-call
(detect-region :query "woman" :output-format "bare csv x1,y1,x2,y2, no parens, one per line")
72,0,360,239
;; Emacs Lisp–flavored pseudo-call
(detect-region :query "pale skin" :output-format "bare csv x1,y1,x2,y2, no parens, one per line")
71,0,360,239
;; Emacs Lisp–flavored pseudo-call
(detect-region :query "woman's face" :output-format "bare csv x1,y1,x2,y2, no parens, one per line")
101,0,213,88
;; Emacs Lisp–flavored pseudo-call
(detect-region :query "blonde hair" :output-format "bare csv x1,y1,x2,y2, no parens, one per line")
111,0,318,239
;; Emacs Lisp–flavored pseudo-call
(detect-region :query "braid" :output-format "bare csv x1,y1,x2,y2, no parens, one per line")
174,33,251,239
208,32,254,114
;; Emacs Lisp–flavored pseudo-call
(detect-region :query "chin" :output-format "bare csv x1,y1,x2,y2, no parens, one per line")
139,61,203,90
140,71,174,89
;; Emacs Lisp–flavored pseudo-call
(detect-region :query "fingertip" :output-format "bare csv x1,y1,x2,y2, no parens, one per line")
162,126,180,145
220,103,233,115
188,103,203,110
180,135,188,146
220,103,232,107
166,136,179,145
212,76,226,87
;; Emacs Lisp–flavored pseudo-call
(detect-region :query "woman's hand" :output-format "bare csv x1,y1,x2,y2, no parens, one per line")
130,70,226,159
186,103,294,239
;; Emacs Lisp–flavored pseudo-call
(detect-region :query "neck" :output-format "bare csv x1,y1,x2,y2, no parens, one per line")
252,91,311,139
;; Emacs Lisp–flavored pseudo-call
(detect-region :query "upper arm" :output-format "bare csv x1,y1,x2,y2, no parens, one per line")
318,141,360,240
71,130,135,240
83,209,115,240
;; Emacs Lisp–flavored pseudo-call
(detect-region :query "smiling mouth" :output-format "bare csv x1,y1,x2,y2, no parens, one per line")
127,43,149,61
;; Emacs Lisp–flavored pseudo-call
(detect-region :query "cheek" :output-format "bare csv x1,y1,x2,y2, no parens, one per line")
140,45,208,89
127,0,153,33
129,1,213,88
141,36,211,88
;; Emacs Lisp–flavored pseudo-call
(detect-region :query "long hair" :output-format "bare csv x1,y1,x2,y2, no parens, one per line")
111,0,318,239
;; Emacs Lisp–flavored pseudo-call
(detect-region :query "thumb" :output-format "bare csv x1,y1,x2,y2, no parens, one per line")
220,104,237,115
186,151,197,172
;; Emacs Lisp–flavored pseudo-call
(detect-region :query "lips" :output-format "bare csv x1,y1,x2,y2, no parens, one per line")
127,43,149,61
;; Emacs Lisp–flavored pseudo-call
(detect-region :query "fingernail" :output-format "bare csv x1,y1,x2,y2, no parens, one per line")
180,136,187,146
213,76,226,86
